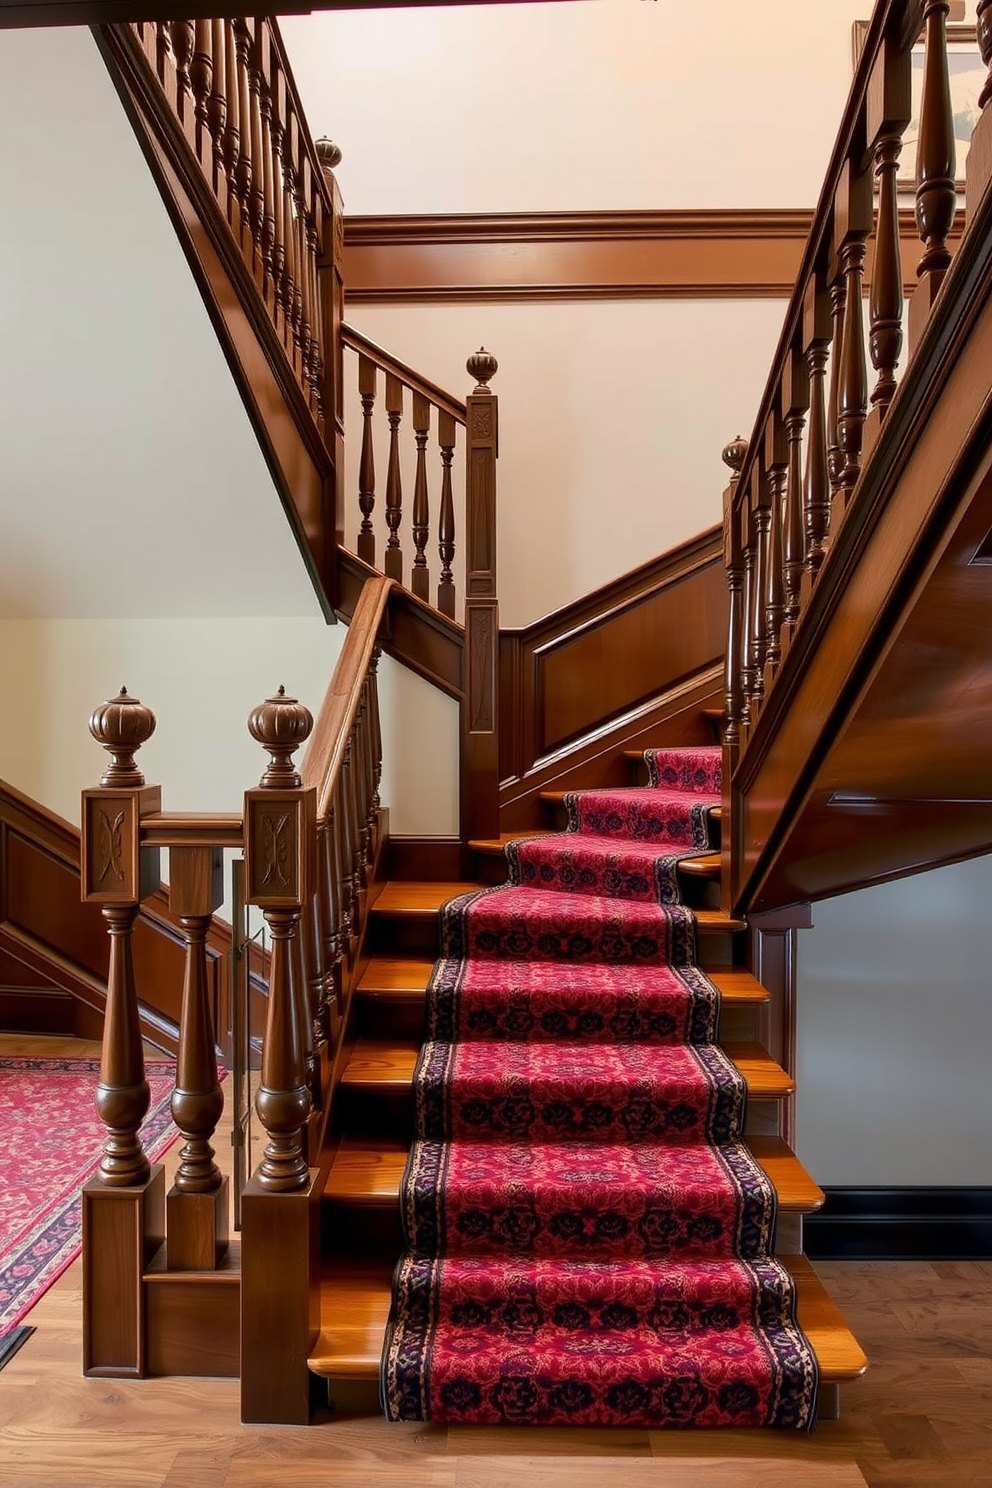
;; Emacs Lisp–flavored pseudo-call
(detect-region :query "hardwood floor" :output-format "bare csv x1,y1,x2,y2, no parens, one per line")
3,1036,990,1487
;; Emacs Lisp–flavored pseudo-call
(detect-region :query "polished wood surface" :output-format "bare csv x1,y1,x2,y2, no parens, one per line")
343,207,962,304
499,527,726,812
8,1190,989,1488
96,18,339,617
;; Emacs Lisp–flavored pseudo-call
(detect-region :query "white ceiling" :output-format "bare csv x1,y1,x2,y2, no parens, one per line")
0,26,324,620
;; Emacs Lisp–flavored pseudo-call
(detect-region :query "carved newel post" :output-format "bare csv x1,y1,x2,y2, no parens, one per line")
244,686,316,1191
81,687,164,1375
461,348,500,855
240,686,322,1426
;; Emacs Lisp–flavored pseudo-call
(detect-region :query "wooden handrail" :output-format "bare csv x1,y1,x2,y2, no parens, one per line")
341,324,467,423
302,572,393,816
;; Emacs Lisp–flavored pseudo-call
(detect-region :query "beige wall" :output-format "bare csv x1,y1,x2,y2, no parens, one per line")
0,619,458,837
281,0,868,215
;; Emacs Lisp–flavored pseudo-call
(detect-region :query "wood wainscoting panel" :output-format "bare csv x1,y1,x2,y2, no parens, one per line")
344,209,964,304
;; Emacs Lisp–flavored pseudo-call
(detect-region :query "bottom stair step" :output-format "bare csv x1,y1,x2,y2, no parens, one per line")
307,1252,866,1385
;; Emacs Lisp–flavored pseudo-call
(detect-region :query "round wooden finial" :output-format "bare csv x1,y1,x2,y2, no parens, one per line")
315,137,342,171
248,686,313,788
722,435,748,474
467,347,498,392
88,687,156,787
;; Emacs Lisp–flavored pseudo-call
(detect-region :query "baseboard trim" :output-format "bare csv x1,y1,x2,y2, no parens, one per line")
804,1186,992,1260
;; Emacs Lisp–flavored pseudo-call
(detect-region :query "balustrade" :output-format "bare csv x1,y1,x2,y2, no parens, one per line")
121,18,335,428
720,0,992,770
341,329,499,625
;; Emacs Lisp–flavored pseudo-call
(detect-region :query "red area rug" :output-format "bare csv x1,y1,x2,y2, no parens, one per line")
382,747,819,1428
0,1057,178,1341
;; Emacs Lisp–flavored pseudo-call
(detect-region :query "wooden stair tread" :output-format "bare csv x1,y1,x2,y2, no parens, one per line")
341,1039,792,1098
324,1134,821,1214
308,1254,865,1382
678,852,721,878
358,957,767,1006
469,831,553,854
372,881,481,915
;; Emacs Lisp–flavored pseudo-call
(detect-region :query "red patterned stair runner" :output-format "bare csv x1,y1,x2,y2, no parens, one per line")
381,746,818,1428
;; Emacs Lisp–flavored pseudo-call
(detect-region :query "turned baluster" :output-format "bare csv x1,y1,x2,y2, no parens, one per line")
739,506,756,728
205,21,228,194
301,173,324,409
781,346,808,631
318,810,342,1038
762,416,787,676
357,356,377,565
868,37,912,420
835,160,872,505
411,392,432,602
803,273,832,576
233,23,253,229
244,687,315,1192
749,472,769,715
330,778,354,960
437,409,457,617
170,21,194,122
245,27,266,274
296,161,316,400
268,69,288,326
286,123,305,362
384,375,405,582
221,23,240,216
166,845,228,1270
336,761,359,957
721,436,747,751
280,120,302,358
82,689,161,1186
257,53,277,305
368,650,383,845
914,0,957,315
825,269,847,499
189,21,213,160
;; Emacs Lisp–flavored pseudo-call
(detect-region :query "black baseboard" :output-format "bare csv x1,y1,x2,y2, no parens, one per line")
804,1186,992,1260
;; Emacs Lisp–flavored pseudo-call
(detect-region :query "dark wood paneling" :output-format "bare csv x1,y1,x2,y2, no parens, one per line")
336,546,463,699
145,1275,240,1378
498,527,727,824
0,782,243,1057
344,208,962,304
384,836,462,881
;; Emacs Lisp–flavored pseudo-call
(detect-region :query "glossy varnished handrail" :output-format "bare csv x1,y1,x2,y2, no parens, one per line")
302,573,394,820
341,323,467,424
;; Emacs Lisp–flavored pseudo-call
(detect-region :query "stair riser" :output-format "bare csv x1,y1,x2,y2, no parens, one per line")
355,997,426,1044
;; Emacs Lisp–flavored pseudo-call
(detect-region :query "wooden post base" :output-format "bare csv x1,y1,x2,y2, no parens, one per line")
240,1168,321,1424
166,1177,230,1271
82,1165,165,1376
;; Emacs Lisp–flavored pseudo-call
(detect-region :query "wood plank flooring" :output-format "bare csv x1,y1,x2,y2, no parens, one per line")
4,1036,989,1488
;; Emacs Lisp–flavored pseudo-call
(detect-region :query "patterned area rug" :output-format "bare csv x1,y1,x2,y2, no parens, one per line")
382,747,819,1428
0,1057,178,1342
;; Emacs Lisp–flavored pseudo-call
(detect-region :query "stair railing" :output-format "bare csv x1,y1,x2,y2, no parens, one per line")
341,330,502,844
720,0,992,901
79,577,393,1421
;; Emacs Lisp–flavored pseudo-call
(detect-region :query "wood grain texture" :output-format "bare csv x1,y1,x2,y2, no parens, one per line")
342,208,962,304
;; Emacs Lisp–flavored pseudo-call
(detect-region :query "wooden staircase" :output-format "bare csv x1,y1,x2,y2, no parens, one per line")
307,739,867,1416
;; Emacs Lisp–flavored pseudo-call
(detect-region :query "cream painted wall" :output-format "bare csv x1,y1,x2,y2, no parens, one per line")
796,856,992,1186
346,299,787,626
281,0,869,215
0,619,458,837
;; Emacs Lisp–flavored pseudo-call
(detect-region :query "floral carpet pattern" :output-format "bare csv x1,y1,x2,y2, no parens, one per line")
382,746,819,1428
0,1058,178,1338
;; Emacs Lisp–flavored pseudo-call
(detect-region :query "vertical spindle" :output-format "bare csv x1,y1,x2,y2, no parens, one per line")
867,37,912,422
835,159,872,506
170,21,194,121
358,356,377,565
206,21,228,194
780,347,808,632
384,374,405,583
221,23,240,216
189,21,212,159
763,416,787,677
166,845,228,1270
437,409,457,617
803,274,832,577
233,23,253,229
411,392,431,602
749,475,769,716
825,267,847,499
740,512,756,728
721,436,747,751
